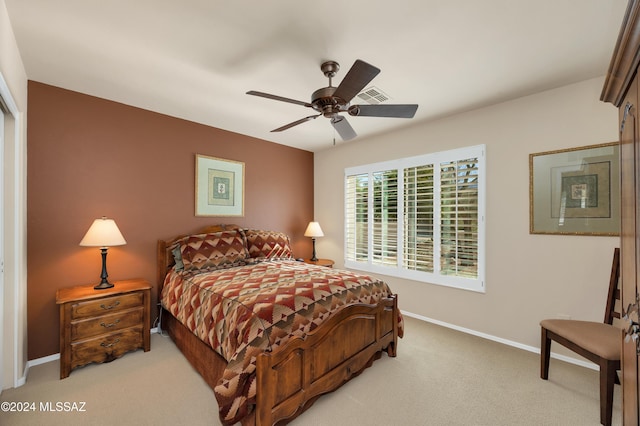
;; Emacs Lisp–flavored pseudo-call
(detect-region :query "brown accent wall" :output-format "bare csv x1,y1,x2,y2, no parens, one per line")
27,81,314,360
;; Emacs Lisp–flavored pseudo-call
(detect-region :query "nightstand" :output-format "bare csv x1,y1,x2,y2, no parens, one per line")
304,258,334,268
56,278,151,379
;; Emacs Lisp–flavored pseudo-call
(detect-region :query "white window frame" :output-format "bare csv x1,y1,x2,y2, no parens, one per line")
344,145,486,293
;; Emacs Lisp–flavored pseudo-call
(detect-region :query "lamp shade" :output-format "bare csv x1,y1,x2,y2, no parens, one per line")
304,222,324,238
79,217,127,247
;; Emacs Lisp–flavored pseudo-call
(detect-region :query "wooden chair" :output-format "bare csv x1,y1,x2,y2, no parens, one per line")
540,247,621,426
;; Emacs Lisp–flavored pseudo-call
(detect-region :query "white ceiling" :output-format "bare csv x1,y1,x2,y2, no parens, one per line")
4,0,629,152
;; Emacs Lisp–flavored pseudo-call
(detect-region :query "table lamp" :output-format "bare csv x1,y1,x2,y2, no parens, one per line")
304,221,324,261
80,216,127,289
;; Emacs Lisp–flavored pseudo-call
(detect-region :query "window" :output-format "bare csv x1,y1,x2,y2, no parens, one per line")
345,145,485,292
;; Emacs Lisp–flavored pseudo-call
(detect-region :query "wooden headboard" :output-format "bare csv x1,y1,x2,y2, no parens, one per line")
156,224,241,294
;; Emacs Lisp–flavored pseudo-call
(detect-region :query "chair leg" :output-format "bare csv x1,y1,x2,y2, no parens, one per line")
599,359,616,426
540,327,551,380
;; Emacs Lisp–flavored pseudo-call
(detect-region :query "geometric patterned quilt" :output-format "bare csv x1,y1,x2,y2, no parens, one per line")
161,260,403,425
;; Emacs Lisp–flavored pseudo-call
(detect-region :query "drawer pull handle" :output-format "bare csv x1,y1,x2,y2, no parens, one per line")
100,301,120,310
100,339,120,348
100,319,121,328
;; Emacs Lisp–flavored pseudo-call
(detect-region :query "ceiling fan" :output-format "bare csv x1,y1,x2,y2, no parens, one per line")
247,59,419,141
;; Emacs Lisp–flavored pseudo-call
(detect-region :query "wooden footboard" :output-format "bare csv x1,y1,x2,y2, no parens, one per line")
255,295,398,426
161,296,398,426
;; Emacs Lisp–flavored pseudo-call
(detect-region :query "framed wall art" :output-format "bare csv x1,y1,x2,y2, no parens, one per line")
529,142,620,236
195,154,244,217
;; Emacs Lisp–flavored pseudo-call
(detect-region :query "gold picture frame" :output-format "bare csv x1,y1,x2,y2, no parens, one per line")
529,142,620,236
195,154,244,217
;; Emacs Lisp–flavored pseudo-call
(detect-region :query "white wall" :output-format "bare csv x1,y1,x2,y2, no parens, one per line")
314,77,619,359
0,0,28,389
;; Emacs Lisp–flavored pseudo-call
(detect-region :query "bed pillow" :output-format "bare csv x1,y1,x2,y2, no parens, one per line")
179,229,249,272
171,244,184,271
244,229,293,260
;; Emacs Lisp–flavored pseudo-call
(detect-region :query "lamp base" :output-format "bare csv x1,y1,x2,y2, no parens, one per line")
94,247,114,290
310,238,318,261
94,279,114,290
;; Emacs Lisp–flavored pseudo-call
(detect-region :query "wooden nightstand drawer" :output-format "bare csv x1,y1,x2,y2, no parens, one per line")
57,278,151,379
70,326,144,369
71,292,143,319
70,307,143,340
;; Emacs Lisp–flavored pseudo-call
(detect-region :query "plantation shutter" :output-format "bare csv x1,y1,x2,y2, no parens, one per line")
345,173,369,262
372,170,398,266
345,145,484,293
439,157,479,278
403,164,435,272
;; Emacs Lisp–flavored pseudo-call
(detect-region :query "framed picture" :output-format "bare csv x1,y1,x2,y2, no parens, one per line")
195,154,244,217
529,142,620,236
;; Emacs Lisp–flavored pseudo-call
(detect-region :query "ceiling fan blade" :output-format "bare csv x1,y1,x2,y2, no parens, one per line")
332,60,380,104
331,115,357,141
247,90,312,108
271,114,320,132
349,104,418,118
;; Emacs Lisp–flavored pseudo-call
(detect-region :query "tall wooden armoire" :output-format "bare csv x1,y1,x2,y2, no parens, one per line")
602,1,640,424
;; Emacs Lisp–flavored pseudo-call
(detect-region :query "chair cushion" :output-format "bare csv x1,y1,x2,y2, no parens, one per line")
540,319,622,360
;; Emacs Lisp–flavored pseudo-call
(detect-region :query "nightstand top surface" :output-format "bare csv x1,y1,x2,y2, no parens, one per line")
303,258,334,267
56,278,151,304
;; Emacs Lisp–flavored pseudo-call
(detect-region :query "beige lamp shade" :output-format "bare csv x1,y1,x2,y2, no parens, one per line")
79,217,127,247
304,221,324,238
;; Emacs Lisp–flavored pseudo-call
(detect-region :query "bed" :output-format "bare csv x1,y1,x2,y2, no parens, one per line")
157,224,403,425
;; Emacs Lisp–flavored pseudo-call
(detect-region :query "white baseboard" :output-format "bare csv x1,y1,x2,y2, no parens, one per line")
17,353,59,387
401,310,598,371
27,352,59,368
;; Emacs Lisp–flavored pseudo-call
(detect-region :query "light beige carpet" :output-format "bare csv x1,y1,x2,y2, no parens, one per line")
0,316,621,425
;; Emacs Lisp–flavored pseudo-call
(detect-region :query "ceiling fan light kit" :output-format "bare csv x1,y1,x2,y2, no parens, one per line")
247,59,418,141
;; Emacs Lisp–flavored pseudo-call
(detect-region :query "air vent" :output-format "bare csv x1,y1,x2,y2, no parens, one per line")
356,86,390,105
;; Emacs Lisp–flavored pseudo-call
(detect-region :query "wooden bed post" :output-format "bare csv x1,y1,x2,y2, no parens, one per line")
156,239,168,291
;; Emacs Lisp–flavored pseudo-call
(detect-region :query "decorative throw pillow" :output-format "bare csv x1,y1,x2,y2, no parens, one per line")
244,229,293,260
171,244,184,271
179,230,249,272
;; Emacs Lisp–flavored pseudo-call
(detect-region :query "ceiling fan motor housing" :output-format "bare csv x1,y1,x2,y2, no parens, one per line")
311,86,347,117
